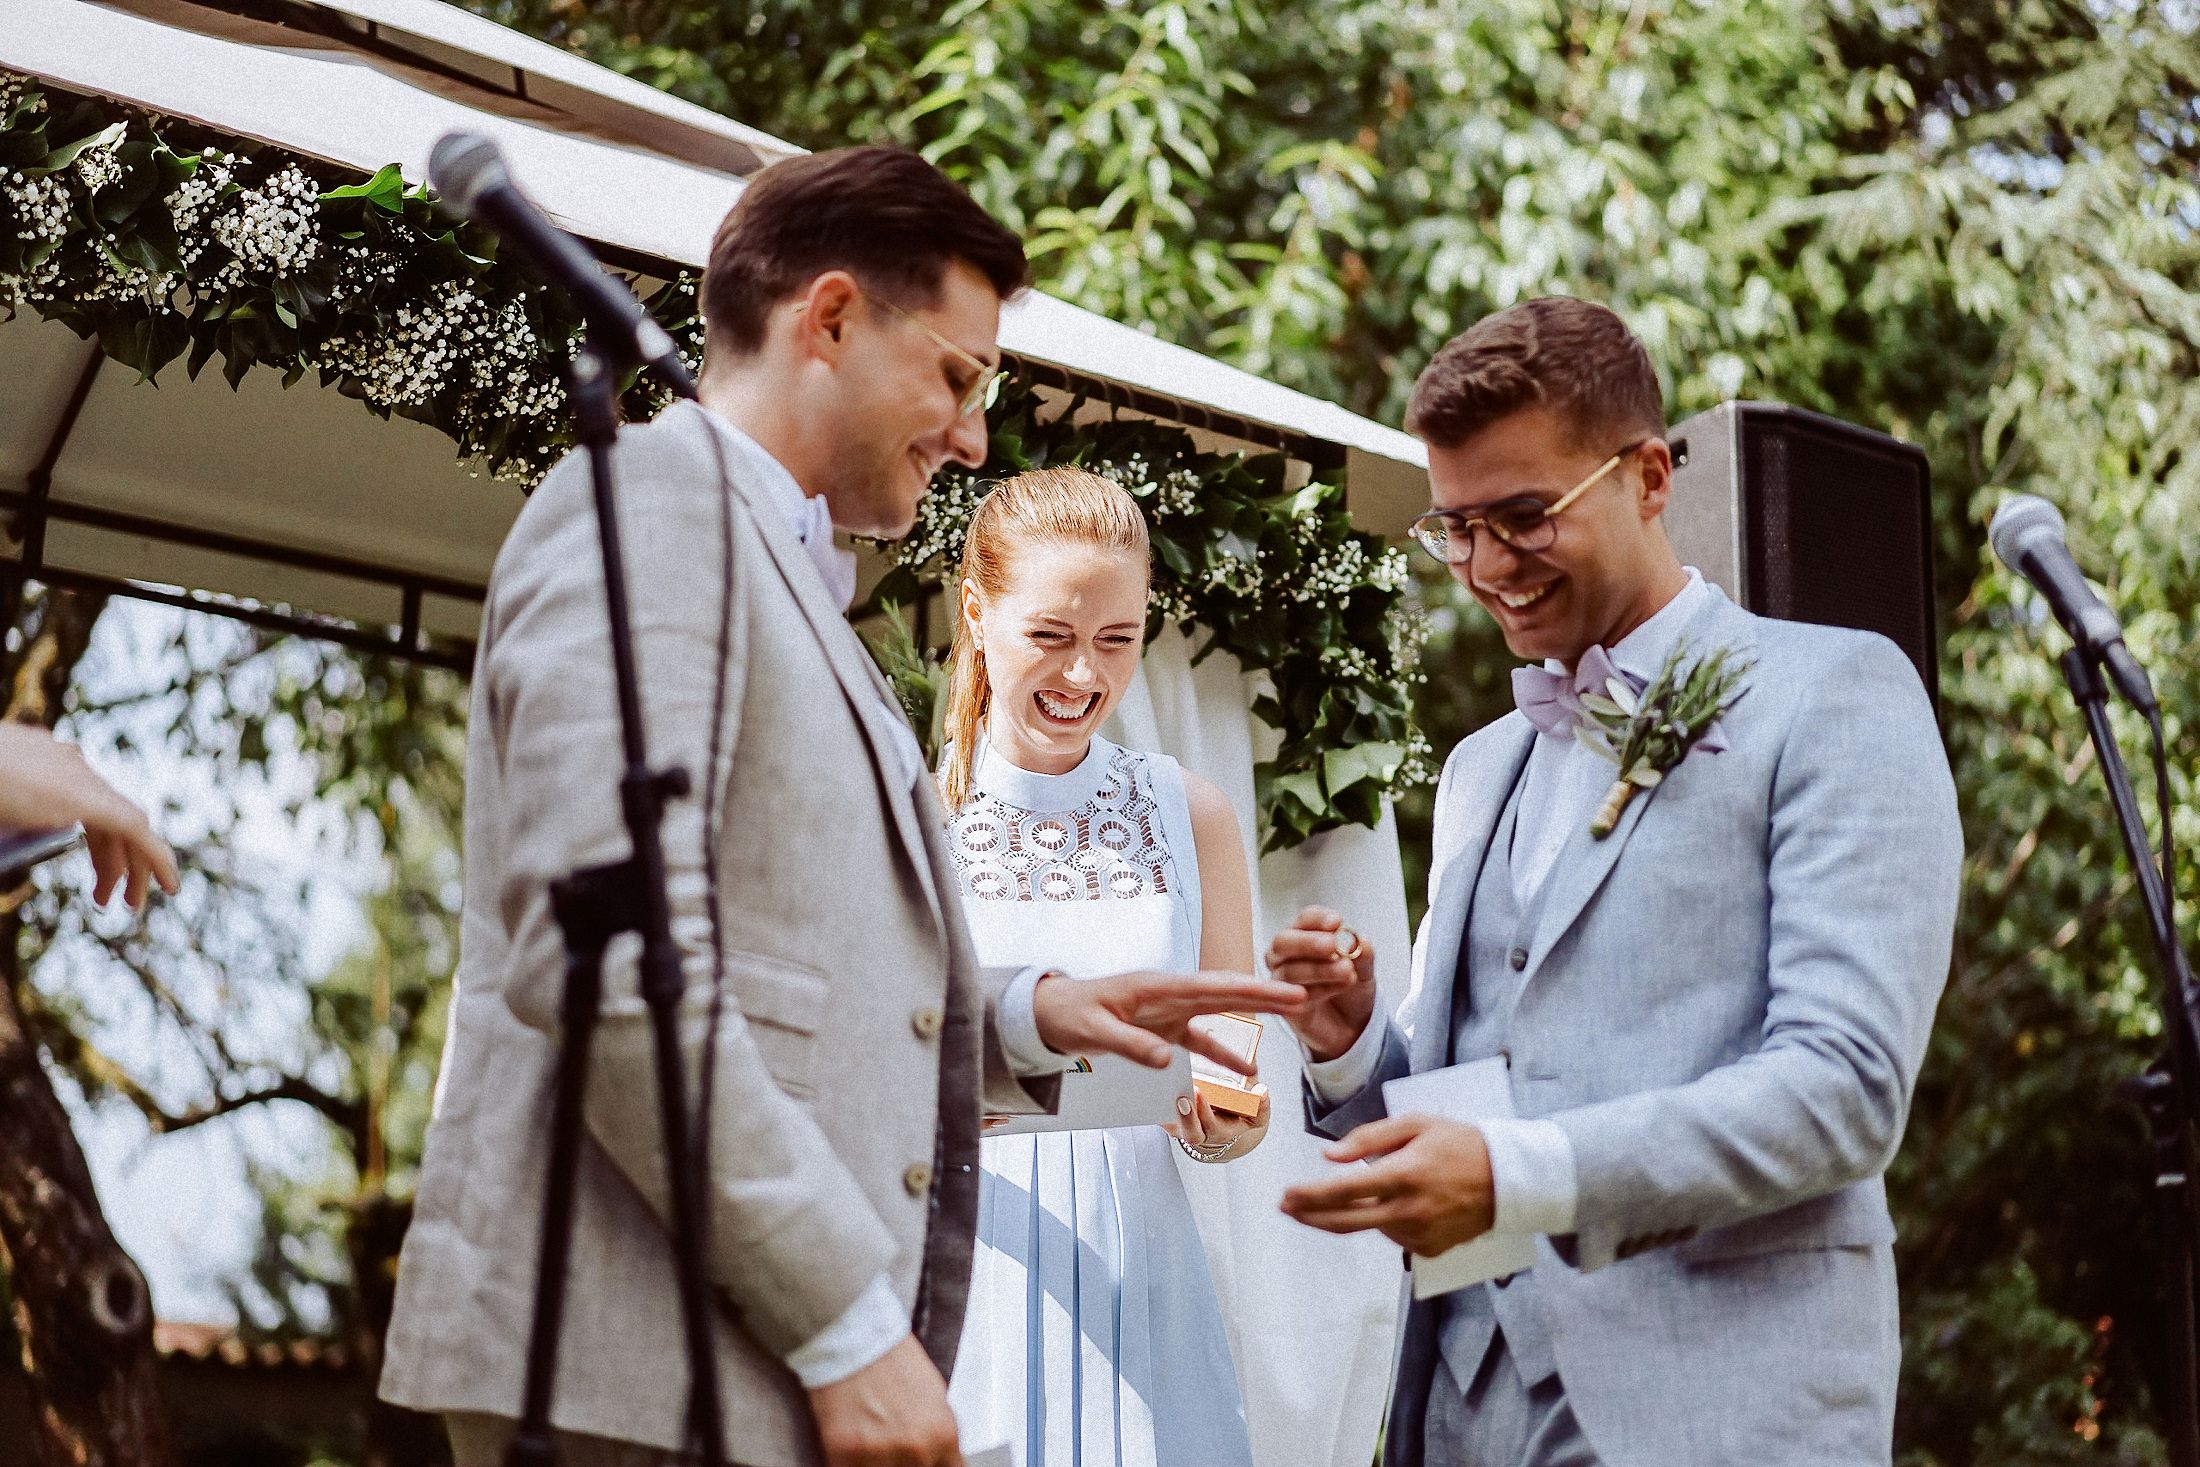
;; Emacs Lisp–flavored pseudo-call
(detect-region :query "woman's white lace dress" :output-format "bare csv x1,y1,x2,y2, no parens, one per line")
944,734,1253,1467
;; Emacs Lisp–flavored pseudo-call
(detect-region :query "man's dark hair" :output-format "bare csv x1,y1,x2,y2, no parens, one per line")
1405,297,1666,452
701,146,1029,357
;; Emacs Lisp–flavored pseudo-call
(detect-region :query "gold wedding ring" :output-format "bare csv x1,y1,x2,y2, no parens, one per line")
1334,927,1364,962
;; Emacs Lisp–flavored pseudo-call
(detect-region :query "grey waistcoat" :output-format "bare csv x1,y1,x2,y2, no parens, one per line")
1436,770,1562,1395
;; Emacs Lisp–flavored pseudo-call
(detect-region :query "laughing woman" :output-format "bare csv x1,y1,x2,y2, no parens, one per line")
939,467,1267,1467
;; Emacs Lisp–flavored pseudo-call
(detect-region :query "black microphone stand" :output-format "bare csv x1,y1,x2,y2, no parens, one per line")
2058,646,2200,1467
505,340,726,1467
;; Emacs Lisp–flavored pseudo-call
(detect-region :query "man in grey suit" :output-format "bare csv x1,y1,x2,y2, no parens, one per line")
380,147,1300,1467
1268,297,1961,1466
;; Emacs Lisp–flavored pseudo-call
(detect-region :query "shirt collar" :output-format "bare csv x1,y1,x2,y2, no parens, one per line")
694,408,859,609
1541,567,1713,682
697,410,812,536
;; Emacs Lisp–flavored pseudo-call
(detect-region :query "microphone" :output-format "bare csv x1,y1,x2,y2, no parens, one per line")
428,132,695,396
1990,495,2156,711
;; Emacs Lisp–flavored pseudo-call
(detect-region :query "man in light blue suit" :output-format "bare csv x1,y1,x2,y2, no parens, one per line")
1269,297,1961,1466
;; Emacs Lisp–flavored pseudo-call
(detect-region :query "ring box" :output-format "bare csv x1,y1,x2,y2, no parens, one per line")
1188,1013,1266,1117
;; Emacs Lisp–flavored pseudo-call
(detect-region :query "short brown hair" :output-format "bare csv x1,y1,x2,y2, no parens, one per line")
1405,297,1665,452
702,146,1029,356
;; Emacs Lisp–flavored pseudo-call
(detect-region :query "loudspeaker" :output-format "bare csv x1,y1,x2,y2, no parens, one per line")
1665,401,1938,703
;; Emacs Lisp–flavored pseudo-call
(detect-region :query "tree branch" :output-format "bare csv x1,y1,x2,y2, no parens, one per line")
155,1073,369,1154
21,962,370,1159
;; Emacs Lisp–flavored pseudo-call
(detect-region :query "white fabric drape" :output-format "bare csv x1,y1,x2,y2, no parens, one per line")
1103,624,1407,1467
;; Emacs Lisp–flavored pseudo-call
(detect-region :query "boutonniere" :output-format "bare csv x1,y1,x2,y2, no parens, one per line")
1574,639,1752,838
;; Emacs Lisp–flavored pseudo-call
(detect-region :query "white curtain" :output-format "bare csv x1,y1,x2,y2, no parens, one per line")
1105,625,1407,1467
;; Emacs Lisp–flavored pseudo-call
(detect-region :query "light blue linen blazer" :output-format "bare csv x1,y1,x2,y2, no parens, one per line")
1309,588,1962,1467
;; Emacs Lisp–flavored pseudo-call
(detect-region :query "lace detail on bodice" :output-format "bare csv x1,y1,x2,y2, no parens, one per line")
949,745,1176,903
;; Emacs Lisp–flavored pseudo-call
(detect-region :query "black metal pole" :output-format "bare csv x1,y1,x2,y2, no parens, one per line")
576,346,727,1465
2061,646,2200,1467
504,341,724,1467
505,860,625,1467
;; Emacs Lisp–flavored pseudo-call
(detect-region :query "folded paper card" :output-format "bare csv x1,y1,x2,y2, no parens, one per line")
1382,1056,1536,1299
986,1047,1193,1135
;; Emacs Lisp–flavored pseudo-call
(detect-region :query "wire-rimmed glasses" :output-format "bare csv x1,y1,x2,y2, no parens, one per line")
862,290,1000,419
1408,439,1652,565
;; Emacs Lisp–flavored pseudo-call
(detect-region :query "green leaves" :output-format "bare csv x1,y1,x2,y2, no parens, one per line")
1574,642,1751,839
321,162,411,214
860,601,952,763
32,119,125,176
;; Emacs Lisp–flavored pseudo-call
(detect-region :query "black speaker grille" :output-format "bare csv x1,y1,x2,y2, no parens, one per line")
1740,414,1936,697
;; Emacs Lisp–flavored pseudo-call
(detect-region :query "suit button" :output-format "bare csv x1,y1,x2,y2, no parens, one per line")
1508,947,1528,972
912,1007,944,1039
903,1163,934,1196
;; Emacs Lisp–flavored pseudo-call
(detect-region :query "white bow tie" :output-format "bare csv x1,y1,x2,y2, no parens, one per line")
796,493,860,611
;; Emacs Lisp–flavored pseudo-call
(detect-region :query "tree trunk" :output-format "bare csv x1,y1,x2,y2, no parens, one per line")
0,963,173,1467
0,586,176,1467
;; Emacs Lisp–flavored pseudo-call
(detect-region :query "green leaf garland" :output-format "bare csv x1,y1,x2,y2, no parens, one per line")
0,70,1427,849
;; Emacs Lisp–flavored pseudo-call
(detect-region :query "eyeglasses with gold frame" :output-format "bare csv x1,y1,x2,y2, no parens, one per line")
862,289,1000,419
1409,438,1653,565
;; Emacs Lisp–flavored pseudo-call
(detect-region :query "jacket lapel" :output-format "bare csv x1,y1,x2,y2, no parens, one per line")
1518,761,1657,977
678,403,946,924
1412,722,1533,1075
1522,590,1758,972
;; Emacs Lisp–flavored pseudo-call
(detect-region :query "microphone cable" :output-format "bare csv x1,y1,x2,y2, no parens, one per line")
2150,705,2181,948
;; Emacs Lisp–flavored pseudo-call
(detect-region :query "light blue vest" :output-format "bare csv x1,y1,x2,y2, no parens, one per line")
1437,772,1562,1394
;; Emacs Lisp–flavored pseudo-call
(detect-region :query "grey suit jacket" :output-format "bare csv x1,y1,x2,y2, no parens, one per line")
380,402,1057,1464
1309,589,1961,1467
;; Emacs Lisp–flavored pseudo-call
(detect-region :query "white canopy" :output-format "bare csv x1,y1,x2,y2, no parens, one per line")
0,0,1428,654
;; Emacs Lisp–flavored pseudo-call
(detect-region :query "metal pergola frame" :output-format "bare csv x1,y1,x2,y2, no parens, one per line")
0,346,483,671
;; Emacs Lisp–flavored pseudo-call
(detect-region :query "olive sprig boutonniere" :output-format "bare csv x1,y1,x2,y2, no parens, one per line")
1574,640,1752,838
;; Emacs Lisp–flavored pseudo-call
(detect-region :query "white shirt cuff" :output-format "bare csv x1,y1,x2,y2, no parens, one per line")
784,1274,907,1389
1480,1116,1579,1236
1301,1012,1387,1106
997,965,1071,1077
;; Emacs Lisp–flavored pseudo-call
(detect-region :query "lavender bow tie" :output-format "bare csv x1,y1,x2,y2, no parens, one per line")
1510,645,1635,739
1511,644,1732,756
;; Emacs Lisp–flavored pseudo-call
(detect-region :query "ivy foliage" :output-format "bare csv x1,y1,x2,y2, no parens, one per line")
0,78,615,480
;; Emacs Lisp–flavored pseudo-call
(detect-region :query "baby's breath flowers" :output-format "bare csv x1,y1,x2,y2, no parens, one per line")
0,76,622,484
208,164,320,286
0,70,1424,850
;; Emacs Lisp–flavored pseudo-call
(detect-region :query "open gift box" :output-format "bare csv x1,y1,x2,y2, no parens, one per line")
1188,1012,1266,1117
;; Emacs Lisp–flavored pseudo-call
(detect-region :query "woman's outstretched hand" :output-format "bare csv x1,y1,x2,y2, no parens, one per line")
1031,970,1304,1074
